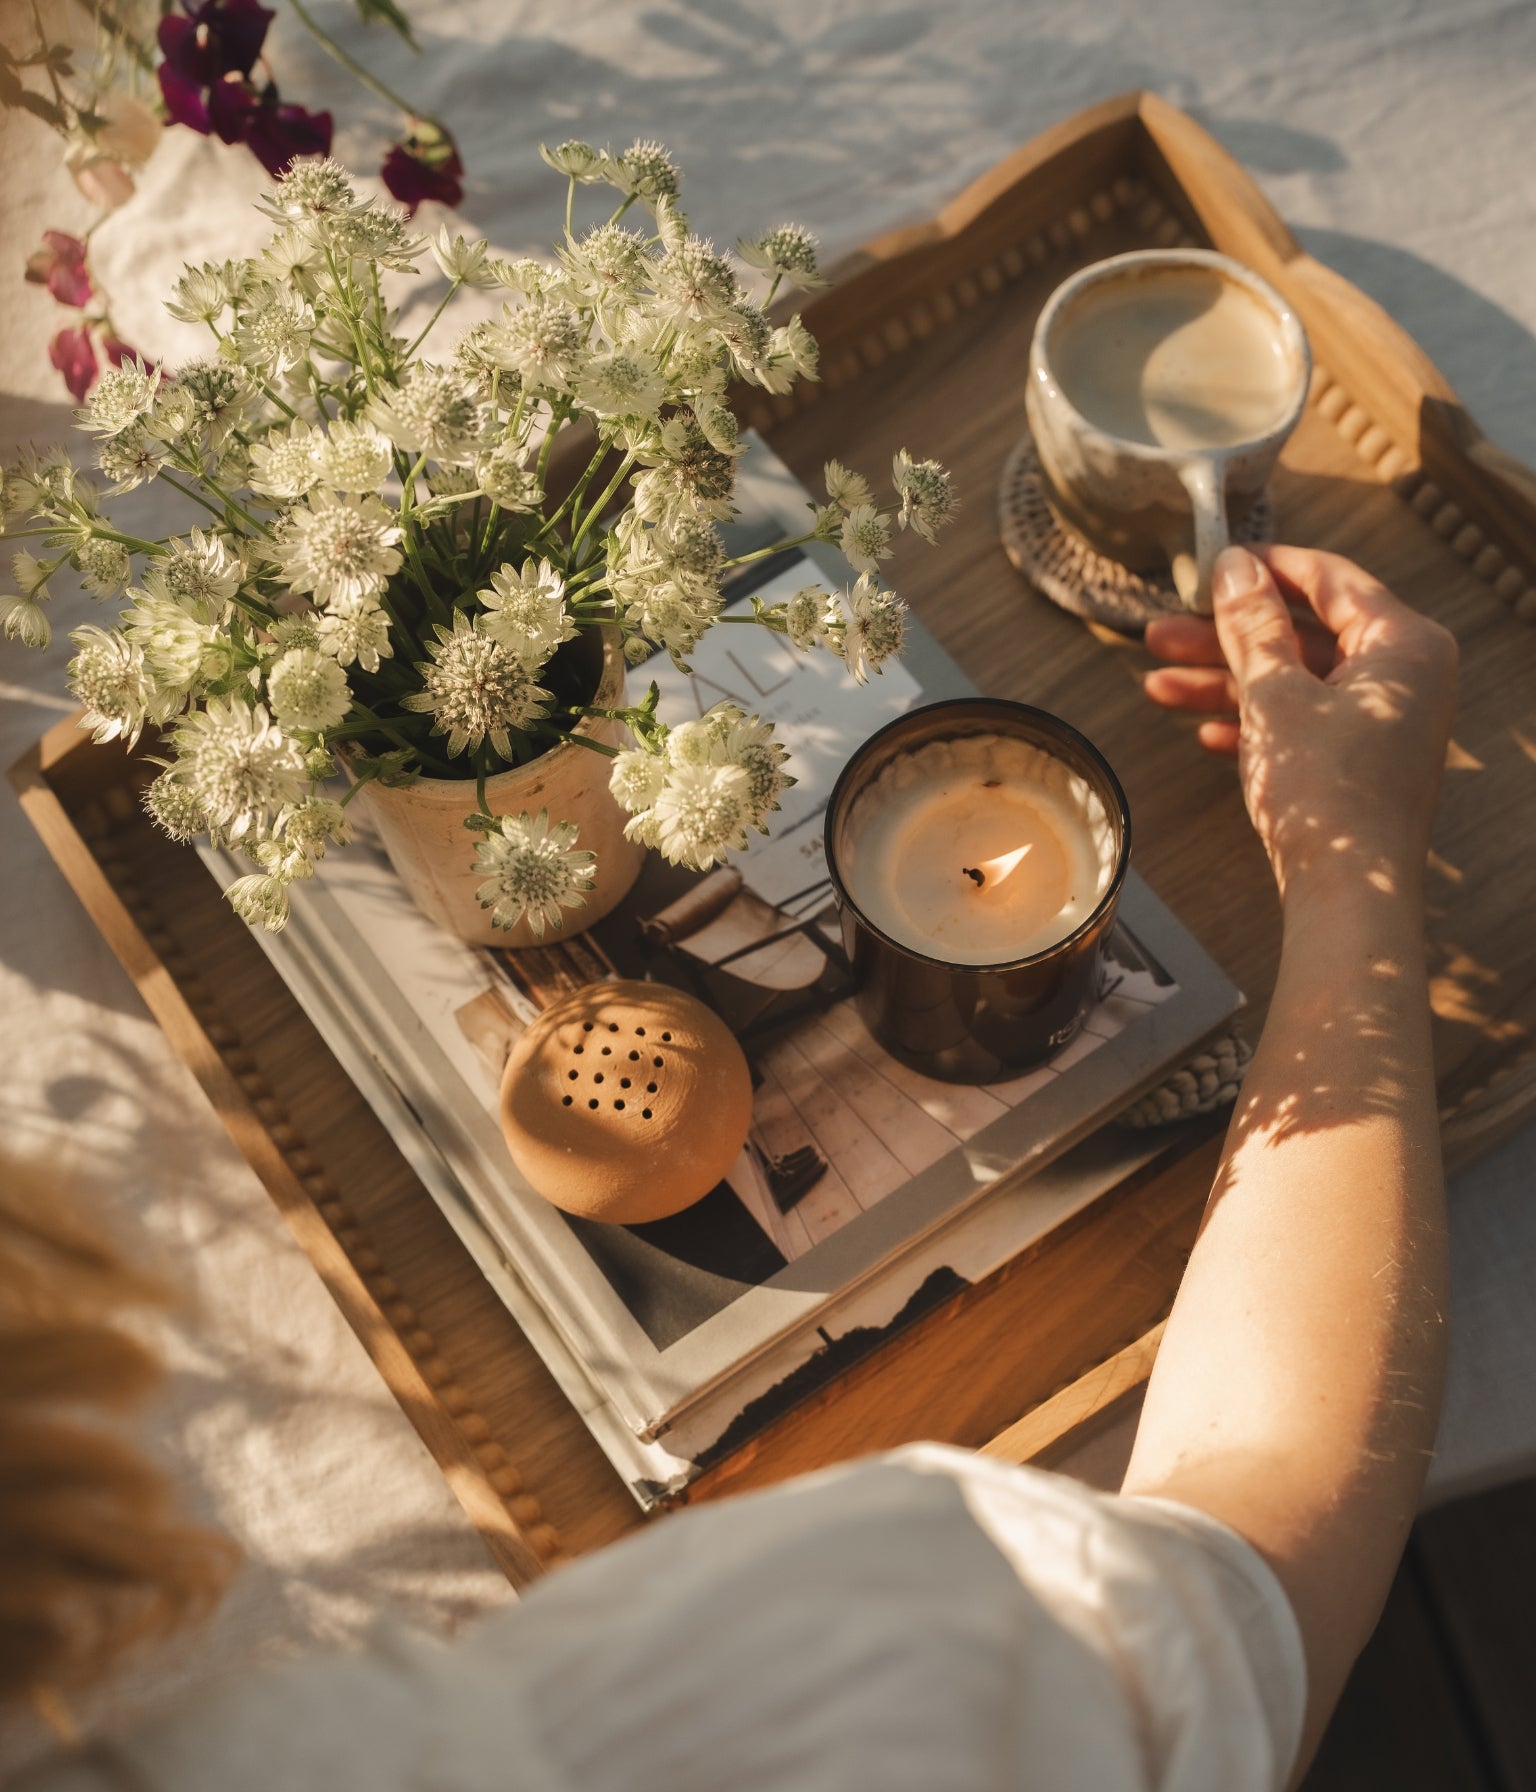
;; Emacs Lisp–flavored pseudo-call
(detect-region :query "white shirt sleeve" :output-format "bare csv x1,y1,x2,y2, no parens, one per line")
26,1443,1306,1792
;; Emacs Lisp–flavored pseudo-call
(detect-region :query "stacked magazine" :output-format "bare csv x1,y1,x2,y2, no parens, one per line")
203,440,1242,1506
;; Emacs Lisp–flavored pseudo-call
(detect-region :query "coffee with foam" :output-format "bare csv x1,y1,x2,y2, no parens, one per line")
1052,265,1298,452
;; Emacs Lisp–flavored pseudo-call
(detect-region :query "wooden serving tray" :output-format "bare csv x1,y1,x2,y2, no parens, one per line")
14,92,1536,1587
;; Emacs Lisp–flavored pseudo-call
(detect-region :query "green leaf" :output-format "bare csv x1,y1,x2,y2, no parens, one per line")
353,0,418,48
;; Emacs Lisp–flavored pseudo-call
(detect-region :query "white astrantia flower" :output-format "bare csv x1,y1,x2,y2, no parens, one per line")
609,139,681,204
314,420,393,495
165,259,248,324
3,596,50,649
249,419,321,500
430,226,498,289
736,223,825,290
368,364,486,465
770,316,819,382
11,549,48,595
141,385,201,450
823,459,872,512
400,611,551,759
839,503,893,575
329,203,424,272
608,747,666,815
838,573,907,685
578,348,667,420
142,770,208,843
488,298,588,395
643,759,750,871
267,646,352,734
316,594,393,672
651,236,740,329
558,223,648,310
452,322,511,398
176,361,256,448
713,304,775,386
691,398,739,456
710,704,792,830
4,446,76,516
630,419,738,525
487,255,559,297
250,224,324,289
231,282,316,373
783,584,832,651
475,808,597,937
478,558,575,667
474,445,542,511
539,139,606,181
77,536,131,598
121,589,227,694
891,449,957,544
269,794,350,877
272,489,403,604
97,428,166,493
142,529,243,610
171,696,308,841
258,157,360,226
224,870,292,932
269,613,323,654
80,359,161,437
68,625,170,748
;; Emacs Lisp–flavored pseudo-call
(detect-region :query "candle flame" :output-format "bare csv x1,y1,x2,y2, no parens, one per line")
974,843,1032,889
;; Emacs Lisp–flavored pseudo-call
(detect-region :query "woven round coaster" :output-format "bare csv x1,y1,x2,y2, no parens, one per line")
998,431,1273,633
1118,1030,1253,1129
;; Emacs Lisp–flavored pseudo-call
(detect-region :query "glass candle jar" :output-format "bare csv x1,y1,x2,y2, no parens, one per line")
824,699,1131,1083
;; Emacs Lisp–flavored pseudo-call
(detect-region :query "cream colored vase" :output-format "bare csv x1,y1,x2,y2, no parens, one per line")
351,628,644,948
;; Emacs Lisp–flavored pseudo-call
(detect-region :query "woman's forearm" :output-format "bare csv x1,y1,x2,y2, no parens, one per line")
1122,868,1448,1760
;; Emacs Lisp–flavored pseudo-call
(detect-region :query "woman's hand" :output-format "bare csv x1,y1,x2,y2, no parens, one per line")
1143,544,1458,901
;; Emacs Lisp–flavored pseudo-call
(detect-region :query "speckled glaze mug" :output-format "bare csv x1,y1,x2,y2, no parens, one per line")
1026,249,1311,613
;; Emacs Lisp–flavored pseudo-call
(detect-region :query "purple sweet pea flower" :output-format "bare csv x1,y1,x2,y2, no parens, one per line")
101,335,156,373
158,0,275,135
243,93,334,176
381,118,464,214
50,325,99,402
158,0,274,85
25,233,94,309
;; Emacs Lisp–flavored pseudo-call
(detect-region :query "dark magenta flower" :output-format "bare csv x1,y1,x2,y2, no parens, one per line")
50,325,99,402
381,118,464,214
158,0,274,87
25,233,94,309
157,0,275,135
242,94,334,176
101,336,154,372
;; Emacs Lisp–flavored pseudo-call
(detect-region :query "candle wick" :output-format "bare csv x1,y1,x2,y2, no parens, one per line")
962,866,985,888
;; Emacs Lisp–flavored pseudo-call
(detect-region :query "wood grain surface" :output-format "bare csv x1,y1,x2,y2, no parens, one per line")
13,92,1536,1586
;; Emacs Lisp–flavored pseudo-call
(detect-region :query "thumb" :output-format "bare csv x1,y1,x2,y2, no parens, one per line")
1211,545,1300,692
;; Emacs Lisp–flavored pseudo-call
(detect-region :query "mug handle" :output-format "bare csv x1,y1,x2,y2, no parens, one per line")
1169,457,1229,614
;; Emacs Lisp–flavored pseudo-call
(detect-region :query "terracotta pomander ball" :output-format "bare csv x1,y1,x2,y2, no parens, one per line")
499,980,754,1225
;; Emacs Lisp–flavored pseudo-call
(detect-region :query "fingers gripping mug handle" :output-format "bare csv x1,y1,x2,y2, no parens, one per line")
1173,457,1229,615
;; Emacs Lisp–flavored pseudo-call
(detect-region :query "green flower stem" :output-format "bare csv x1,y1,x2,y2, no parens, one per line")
717,610,790,633
565,178,576,238
69,0,155,72
568,450,637,557
474,752,493,817
155,470,238,528
720,529,817,569
534,400,573,496
284,0,423,119
92,527,168,553
405,279,462,359
529,438,609,542
335,707,454,774
559,730,621,760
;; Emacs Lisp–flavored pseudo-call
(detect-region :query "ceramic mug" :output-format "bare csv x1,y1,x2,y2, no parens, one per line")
1025,248,1312,613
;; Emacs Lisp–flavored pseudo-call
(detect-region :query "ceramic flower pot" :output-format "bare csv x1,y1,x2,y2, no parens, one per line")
351,626,644,948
